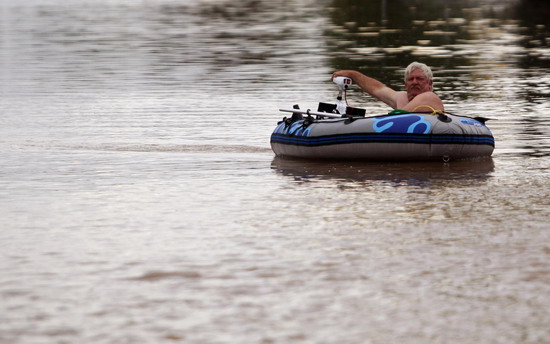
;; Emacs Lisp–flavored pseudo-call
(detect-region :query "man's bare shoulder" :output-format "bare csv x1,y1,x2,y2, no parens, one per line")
417,92,444,107
416,91,442,102
402,91,444,111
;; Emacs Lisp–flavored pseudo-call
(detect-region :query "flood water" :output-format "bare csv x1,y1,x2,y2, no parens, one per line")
1,0,549,343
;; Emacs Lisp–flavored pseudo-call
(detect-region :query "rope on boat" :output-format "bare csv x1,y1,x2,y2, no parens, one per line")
411,105,443,115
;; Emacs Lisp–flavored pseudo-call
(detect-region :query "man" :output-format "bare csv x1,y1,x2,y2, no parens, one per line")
332,62,444,112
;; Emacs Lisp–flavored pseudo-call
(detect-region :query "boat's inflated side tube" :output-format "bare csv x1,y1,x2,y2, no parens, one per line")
270,112,494,161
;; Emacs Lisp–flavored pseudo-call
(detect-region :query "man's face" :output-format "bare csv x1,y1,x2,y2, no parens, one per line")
405,68,432,98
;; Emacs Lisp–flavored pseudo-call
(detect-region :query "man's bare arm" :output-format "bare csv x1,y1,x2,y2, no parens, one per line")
332,70,398,108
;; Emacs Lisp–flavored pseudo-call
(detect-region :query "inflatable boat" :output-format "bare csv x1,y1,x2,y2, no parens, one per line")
270,77,494,162
270,109,494,161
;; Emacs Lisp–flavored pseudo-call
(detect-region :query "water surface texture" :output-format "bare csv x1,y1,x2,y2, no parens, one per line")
1,0,549,343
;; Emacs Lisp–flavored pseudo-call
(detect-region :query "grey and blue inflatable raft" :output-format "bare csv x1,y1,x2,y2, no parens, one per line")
270,104,494,161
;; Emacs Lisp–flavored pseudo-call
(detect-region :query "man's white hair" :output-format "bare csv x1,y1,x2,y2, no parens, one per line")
404,62,433,83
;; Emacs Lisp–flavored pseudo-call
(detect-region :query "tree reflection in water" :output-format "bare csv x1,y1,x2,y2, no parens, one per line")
326,0,549,94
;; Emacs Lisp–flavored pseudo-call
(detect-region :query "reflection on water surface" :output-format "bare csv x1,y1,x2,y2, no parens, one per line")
272,156,495,186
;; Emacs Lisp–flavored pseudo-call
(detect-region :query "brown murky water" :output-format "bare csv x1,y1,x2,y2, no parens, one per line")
1,0,549,343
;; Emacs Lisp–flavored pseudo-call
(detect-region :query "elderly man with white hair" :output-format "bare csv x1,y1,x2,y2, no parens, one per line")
332,62,444,112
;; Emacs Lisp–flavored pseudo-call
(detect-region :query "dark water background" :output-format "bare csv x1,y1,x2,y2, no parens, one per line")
1,0,549,343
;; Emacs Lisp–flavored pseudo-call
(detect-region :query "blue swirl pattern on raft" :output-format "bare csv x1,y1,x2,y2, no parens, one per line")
373,115,431,134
